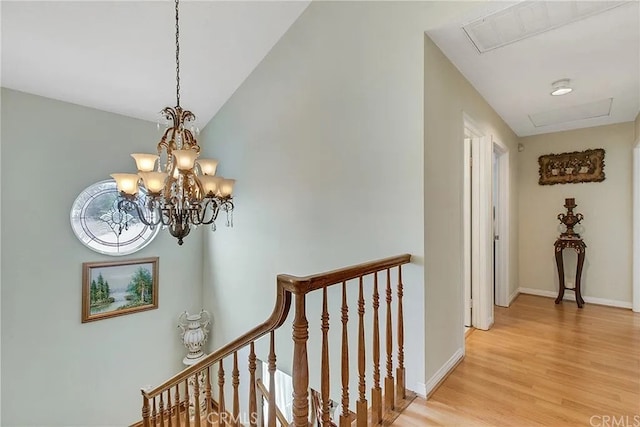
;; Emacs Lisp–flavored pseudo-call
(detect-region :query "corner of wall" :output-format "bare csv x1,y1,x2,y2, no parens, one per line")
424,347,464,398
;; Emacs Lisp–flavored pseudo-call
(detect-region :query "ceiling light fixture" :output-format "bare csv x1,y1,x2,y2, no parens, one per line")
551,79,573,96
110,0,235,245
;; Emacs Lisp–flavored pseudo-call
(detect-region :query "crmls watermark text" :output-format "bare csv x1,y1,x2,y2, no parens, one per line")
206,411,260,425
590,415,640,427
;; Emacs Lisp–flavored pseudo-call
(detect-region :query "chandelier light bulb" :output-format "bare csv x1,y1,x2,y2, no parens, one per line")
173,149,199,171
197,159,219,176
138,172,168,194
131,153,159,172
110,173,140,196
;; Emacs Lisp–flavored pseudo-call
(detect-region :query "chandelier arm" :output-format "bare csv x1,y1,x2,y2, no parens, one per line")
187,170,205,200
160,206,175,226
162,107,178,127
190,207,204,226
222,199,234,214
198,199,220,225
116,198,163,227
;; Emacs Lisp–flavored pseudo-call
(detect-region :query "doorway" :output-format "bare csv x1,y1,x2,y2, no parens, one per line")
493,137,510,308
463,115,510,331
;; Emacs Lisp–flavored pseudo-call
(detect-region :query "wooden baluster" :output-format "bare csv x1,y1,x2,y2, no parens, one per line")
175,384,182,427
371,272,382,424
396,265,406,401
385,268,395,411
248,342,258,427
357,276,367,427
232,352,240,427
194,372,202,427
292,293,309,427
218,360,226,427
167,388,173,427
184,379,191,427
339,281,350,427
142,395,151,427
151,397,158,426
320,286,331,427
205,367,213,427
160,393,166,426
268,331,277,427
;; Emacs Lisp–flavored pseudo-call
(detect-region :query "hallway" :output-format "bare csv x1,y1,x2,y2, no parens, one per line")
393,294,640,426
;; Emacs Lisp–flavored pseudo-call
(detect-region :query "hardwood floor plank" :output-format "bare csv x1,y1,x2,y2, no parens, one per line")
392,295,640,426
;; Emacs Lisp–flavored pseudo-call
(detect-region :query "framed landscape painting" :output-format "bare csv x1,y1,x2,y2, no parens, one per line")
82,257,158,323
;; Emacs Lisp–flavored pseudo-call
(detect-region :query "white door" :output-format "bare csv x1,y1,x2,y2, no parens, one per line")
493,138,510,308
463,136,484,328
464,116,501,331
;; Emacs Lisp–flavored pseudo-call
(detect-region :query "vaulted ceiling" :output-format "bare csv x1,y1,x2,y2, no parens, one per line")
1,1,310,126
2,1,638,137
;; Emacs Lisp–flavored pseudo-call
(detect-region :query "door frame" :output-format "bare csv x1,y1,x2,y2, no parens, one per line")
463,136,472,327
633,142,640,312
463,113,494,331
492,137,510,308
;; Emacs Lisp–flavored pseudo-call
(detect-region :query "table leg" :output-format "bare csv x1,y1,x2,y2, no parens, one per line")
575,251,585,308
554,248,565,304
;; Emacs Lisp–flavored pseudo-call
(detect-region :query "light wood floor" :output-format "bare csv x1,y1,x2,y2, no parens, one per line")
392,294,640,426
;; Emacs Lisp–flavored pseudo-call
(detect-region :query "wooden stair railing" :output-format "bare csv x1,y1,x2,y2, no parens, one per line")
138,254,412,427
277,254,412,427
256,378,289,426
139,280,291,427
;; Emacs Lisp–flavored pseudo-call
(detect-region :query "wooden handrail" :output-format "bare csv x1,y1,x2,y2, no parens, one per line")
256,379,289,427
277,254,411,294
142,282,292,399
139,253,413,427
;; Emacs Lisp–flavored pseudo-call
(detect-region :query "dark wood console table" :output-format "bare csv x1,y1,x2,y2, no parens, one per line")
554,236,586,308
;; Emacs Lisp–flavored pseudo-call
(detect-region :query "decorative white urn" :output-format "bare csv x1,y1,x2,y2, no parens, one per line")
178,309,211,365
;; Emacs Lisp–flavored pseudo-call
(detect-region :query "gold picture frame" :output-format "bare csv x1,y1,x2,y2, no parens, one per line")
82,257,159,323
538,148,605,185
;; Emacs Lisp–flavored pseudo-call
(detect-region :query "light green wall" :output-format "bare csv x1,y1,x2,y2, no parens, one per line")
424,35,519,373
1,88,203,426
635,112,640,143
518,122,635,304
197,0,504,397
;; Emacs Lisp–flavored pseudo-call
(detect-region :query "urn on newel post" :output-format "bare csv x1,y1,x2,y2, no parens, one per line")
178,309,211,364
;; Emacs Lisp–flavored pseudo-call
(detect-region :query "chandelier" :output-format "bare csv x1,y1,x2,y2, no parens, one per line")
110,0,234,245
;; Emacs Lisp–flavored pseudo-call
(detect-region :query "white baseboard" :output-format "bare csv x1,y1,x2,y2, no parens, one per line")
508,289,520,306
411,382,427,399
424,347,464,398
518,287,632,309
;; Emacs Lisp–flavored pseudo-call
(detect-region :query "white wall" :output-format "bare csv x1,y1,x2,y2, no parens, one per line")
424,35,519,379
518,122,635,305
197,0,509,401
0,89,203,426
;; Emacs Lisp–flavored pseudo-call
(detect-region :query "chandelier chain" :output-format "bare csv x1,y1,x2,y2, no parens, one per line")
175,0,181,107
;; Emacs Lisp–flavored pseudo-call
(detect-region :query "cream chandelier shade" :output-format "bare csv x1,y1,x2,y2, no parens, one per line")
110,0,235,245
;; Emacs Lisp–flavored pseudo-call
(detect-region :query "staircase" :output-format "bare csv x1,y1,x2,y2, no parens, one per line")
135,254,414,426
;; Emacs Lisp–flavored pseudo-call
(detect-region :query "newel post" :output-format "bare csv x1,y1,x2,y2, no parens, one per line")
292,292,309,426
